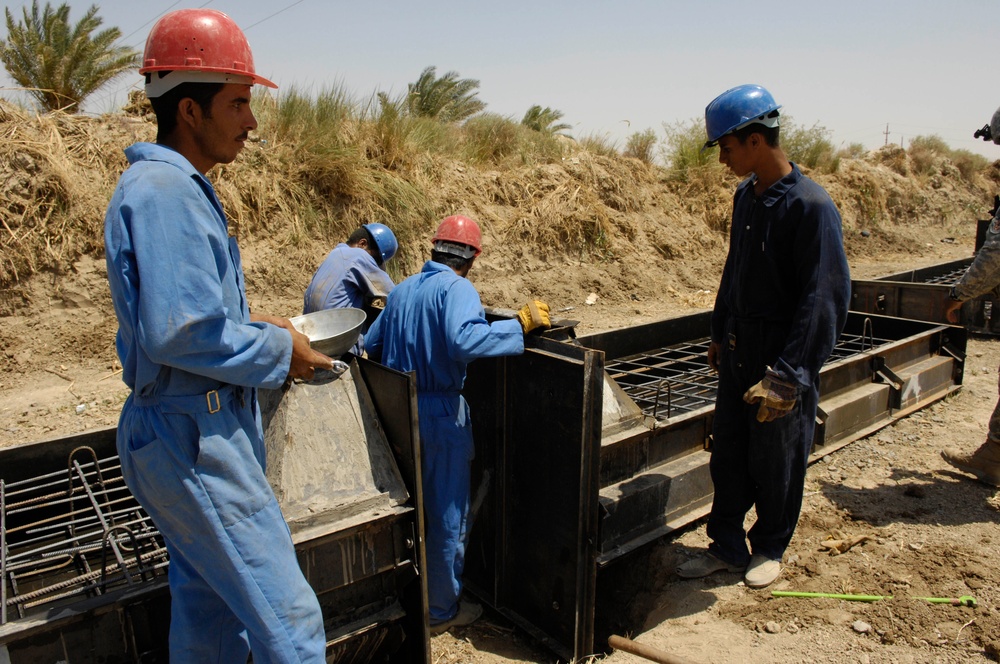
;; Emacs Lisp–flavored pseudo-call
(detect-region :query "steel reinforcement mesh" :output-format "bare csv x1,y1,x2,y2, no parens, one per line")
1,446,168,624
917,259,972,285
605,329,893,421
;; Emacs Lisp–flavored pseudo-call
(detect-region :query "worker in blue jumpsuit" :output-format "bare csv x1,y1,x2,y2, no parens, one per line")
365,215,551,633
676,84,850,589
303,223,398,355
103,10,331,662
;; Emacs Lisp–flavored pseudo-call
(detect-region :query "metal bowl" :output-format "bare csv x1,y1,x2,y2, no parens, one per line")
288,308,366,357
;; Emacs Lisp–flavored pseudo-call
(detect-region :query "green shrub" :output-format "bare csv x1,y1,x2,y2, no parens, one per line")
908,134,989,182
579,132,619,158
461,113,563,166
623,128,657,164
270,84,356,143
952,149,990,181
836,143,867,160
661,119,719,180
780,118,836,171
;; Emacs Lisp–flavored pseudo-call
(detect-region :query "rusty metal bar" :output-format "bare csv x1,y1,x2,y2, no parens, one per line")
606,339,716,419
1,447,168,623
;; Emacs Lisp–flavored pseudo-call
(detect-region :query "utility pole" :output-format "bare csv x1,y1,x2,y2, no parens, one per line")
884,124,890,146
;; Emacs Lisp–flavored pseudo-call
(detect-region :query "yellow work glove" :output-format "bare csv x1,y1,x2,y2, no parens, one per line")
742,367,798,423
517,300,551,333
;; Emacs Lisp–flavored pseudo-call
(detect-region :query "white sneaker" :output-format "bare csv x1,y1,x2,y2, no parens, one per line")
744,554,781,588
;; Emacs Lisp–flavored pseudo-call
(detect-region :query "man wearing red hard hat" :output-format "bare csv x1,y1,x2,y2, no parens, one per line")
365,214,550,633
103,9,329,662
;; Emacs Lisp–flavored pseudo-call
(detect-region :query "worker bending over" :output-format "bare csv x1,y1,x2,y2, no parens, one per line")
365,215,550,633
303,223,398,354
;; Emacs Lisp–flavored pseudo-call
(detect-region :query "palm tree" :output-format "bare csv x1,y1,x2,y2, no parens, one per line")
0,1,139,113
521,105,572,137
405,66,485,123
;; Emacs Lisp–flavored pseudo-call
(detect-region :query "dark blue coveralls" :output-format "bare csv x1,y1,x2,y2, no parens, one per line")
708,164,850,566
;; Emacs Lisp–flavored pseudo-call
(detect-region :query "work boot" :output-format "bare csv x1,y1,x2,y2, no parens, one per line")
941,441,1000,487
744,555,781,588
676,551,746,579
429,600,483,635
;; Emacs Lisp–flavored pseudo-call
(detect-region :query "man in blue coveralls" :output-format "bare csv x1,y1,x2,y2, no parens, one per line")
303,223,398,355
103,9,331,662
365,214,551,633
676,85,850,588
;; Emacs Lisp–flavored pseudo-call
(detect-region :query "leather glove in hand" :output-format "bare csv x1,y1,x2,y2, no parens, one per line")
742,367,797,423
517,300,551,333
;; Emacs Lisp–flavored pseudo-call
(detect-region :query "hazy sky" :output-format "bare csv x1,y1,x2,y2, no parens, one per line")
2,0,997,158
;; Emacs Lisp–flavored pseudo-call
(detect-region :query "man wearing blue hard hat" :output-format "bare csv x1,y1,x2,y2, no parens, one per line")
677,84,851,588
303,222,398,355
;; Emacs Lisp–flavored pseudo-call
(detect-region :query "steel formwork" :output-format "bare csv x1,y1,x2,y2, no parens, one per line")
851,256,1000,335
464,309,966,662
0,310,969,664
0,357,430,664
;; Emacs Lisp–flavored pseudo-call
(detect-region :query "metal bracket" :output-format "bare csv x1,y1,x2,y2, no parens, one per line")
872,355,903,390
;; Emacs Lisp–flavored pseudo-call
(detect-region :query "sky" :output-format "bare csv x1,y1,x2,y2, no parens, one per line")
2,0,998,158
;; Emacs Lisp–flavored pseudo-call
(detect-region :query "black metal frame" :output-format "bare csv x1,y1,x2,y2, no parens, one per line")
463,310,965,662
851,257,1000,336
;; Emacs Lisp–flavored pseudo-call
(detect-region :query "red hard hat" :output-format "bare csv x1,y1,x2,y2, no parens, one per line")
431,215,482,256
140,9,276,96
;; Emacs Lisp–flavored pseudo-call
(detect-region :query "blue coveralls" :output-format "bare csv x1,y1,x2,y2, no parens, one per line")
302,243,395,355
708,164,850,566
364,261,523,623
104,143,326,663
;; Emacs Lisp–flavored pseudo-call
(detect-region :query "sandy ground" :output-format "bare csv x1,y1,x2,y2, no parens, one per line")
2,243,999,663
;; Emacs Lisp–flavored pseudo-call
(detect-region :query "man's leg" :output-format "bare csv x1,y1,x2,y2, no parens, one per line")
166,544,250,662
745,390,815,561
119,405,326,663
941,369,1000,486
421,441,472,623
705,376,754,568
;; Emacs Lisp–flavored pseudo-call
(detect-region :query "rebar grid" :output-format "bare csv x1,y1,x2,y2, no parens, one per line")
1,446,168,624
606,340,717,419
918,259,972,285
606,328,893,421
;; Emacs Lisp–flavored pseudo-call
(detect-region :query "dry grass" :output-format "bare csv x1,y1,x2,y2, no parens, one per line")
0,94,997,315
0,101,150,301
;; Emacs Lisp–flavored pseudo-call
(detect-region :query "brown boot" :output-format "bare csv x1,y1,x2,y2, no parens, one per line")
941,441,1000,487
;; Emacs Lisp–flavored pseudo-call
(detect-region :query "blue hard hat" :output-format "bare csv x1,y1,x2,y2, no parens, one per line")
364,223,398,265
704,84,781,149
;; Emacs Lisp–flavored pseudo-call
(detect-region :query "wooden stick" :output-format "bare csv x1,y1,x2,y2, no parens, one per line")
44,367,72,381
608,634,699,664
